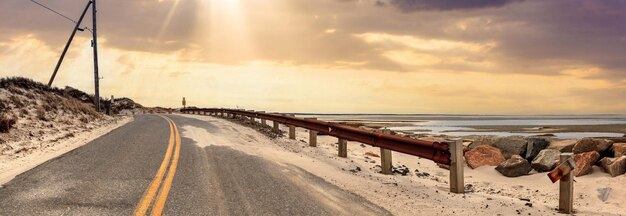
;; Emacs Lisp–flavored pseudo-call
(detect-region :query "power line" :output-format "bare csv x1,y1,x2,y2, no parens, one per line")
29,0,93,33
30,0,77,24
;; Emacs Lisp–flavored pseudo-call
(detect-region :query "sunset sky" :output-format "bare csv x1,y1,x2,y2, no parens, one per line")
1,0,625,114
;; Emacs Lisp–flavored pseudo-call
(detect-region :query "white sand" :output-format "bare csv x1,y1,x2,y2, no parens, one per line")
180,114,625,216
0,116,132,185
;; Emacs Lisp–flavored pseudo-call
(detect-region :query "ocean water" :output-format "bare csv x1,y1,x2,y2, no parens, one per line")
297,114,626,139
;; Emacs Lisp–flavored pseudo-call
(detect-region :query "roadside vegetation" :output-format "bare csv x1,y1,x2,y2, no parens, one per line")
0,77,137,157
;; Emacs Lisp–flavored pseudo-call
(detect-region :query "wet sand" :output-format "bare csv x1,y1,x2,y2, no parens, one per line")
457,124,626,134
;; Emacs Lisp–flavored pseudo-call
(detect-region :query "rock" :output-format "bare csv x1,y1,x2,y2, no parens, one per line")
364,151,380,157
531,149,560,172
392,165,410,176
495,155,532,177
611,143,626,157
469,136,498,149
525,203,533,207
598,156,626,177
349,167,361,173
572,138,613,154
464,145,506,169
464,184,475,193
492,137,528,159
597,187,611,202
525,138,549,161
416,172,430,177
572,151,601,177
548,139,576,152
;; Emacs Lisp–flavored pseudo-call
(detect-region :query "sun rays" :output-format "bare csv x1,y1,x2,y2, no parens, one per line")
195,0,256,62
157,0,181,39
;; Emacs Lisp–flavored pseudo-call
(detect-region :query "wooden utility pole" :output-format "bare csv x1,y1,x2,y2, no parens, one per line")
48,1,92,86
92,0,101,111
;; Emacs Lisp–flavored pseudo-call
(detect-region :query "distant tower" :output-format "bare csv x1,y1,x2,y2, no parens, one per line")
182,97,186,109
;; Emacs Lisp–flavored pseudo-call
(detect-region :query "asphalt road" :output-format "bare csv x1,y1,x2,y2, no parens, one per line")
0,114,391,216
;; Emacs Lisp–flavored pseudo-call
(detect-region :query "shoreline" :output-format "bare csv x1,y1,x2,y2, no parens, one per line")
458,124,626,134
182,114,626,215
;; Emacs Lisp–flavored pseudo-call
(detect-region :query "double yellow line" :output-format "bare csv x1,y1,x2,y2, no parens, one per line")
134,115,181,216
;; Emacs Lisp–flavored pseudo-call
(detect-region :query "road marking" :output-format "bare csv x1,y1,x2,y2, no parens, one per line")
150,117,182,216
133,115,178,216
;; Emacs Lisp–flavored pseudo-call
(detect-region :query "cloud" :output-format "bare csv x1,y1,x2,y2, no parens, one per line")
0,0,198,53
2,0,626,97
386,0,523,12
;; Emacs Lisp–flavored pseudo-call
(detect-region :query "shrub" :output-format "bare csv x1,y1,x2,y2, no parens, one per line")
79,116,90,123
36,107,47,121
6,85,24,95
0,77,62,95
0,114,16,133
9,95,24,108
0,99,7,112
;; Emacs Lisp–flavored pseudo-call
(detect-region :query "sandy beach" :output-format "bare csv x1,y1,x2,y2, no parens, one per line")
182,114,625,216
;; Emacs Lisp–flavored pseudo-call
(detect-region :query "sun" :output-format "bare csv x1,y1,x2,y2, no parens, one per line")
194,0,255,61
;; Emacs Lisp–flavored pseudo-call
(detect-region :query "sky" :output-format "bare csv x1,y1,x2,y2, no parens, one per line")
0,0,625,114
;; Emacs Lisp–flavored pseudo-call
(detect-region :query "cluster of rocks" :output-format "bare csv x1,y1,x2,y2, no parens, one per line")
463,137,626,178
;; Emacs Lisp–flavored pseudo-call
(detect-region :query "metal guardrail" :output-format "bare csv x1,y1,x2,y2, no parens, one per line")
181,108,452,165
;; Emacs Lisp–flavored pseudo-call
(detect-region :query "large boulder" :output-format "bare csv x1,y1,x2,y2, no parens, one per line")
525,138,550,161
572,138,613,154
464,145,506,169
531,149,560,172
495,155,532,177
548,139,576,152
468,136,499,149
492,137,528,159
611,143,626,157
572,151,601,177
598,156,626,177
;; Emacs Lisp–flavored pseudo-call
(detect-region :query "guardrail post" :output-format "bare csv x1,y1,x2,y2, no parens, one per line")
288,114,296,139
273,121,280,132
449,139,464,194
272,113,280,133
380,129,393,175
259,111,267,125
338,138,347,158
305,118,317,147
559,153,574,213
248,110,255,122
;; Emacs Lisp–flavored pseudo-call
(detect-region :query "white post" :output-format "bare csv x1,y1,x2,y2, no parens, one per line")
380,129,393,175
559,153,574,213
305,118,317,147
338,138,347,158
288,114,296,139
259,111,267,125
449,139,464,194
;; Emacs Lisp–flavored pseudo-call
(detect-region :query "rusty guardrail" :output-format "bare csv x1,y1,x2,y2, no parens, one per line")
181,108,465,193
182,108,451,165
